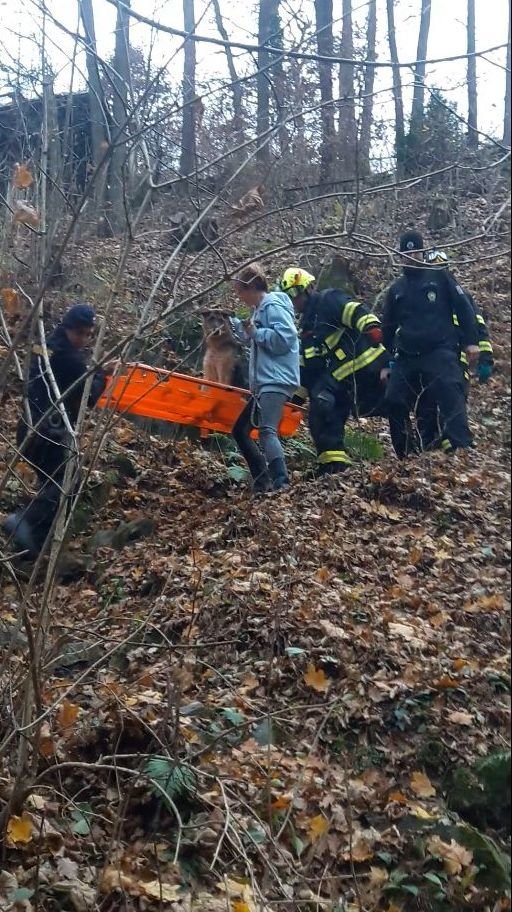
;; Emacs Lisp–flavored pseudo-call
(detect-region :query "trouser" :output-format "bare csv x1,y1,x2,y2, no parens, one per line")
308,371,391,470
13,418,75,553
416,369,470,452
385,349,473,457
232,391,289,488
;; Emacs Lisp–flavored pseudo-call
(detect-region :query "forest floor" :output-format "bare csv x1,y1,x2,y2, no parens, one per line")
0,190,510,912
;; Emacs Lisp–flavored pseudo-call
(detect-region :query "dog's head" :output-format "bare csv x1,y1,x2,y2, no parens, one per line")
201,310,236,344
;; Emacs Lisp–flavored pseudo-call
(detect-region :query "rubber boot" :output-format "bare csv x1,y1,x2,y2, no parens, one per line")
245,453,272,494
268,457,289,491
2,512,38,558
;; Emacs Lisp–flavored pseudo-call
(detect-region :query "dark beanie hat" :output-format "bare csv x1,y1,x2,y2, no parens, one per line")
399,229,424,253
62,304,96,330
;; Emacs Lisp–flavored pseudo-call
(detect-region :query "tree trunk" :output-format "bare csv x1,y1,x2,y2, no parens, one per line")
386,0,405,168
410,0,432,134
504,8,511,146
314,0,336,182
212,0,244,138
79,0,110,219
359,0,377,173
466,0,478,148
180,0,197,177
339,0,357,177
110,0,131,232
256,0,281,165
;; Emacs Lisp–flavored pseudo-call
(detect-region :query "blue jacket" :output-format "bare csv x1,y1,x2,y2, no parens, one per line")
232,291,300,395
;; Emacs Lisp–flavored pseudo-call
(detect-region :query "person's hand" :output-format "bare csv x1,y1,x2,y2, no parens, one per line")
466,345,480,366
243,318,256,338
380,367,391,383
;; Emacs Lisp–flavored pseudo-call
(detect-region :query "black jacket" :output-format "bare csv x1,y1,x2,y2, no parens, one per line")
299,289,389,393
382,268,479,357
27,325,106,427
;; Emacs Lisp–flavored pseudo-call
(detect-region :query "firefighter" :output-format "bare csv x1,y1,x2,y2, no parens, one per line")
382,230,480,458
278,267,391,473
416,248,494,450
2,304,114,558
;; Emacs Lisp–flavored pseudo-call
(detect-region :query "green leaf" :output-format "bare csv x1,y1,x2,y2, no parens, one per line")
221,707,246,726
285,646,306,657
292,834,306,858
71,802,93,836
423,872,445,888
402,885,420,896
227,465,249,482
13,889,35,902
376,851,393,866
145,758,197,804
245,827,267,845
253,719,275,746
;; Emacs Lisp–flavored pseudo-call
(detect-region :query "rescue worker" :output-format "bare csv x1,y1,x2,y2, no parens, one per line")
382,230,480,458
416,248,494,450
2,304,112,558
278,267,392,473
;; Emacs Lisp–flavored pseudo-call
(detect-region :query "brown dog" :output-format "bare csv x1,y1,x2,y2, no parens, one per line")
201,310,244,386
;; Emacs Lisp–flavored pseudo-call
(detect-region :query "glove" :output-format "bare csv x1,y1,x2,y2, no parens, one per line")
477,361,493,383
365,326,383,346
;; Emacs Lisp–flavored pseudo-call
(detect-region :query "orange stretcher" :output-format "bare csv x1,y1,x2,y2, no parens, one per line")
96,363,304,437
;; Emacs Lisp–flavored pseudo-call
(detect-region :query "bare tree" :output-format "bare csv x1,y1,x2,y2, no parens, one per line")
386,0,405,166
466,0,478,148
359,0,377,173
410,0,432,134
504,6,511,146
256,0,281,165
110,0,131,231
314,0,336,181
79,0,110,219
180,0,197,177
212,0,244,140
339,0,357,176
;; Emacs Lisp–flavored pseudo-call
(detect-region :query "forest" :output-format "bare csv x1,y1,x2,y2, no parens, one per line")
0,1,510,910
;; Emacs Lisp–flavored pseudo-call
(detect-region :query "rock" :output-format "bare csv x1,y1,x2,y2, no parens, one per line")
108,454,138,479
315,254,361,298
169,212,219,252
456,824,511,890
88,516,156,553
427,196,454,231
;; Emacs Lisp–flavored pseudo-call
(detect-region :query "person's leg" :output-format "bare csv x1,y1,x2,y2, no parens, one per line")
232,398,271,492
258,391,290,490
309,383,352,474
416,390,442,452
4,428,71,557
384,360,418,458
423,350,473,451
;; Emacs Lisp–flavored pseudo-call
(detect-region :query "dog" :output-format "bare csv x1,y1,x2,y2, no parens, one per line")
201,310,246,387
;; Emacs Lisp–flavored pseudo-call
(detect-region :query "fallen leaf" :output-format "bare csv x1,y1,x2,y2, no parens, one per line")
447,710,474,726
387,790,408,804
308,814,329,842
343,838,373,862
409,803,439,820
56,857,79,880
6,813,34,845
303,664,330,693
434,674,459,689
13,201,40,228
13,163,34,188
56,700,80,732
142,881,183,902
410,771,436,798
427,835,473,874
368,866,389,886
1,287,21,315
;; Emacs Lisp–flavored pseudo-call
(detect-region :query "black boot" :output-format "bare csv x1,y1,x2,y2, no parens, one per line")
268,458,289,491
2,512,38,558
